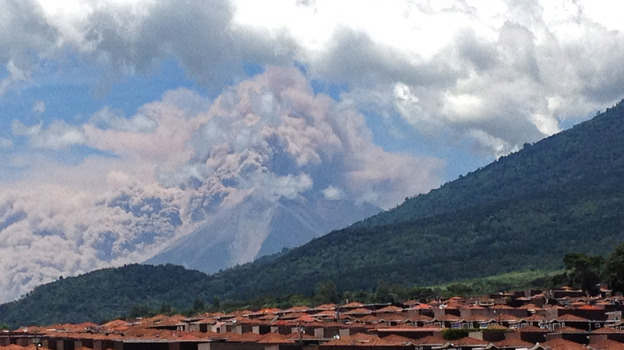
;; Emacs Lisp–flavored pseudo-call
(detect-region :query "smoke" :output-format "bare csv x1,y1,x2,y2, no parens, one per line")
0,67,442,303
163,67,442,219
0,182,184,302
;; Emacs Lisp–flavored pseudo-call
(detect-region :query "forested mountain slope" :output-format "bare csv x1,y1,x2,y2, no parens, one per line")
204,100,624,298
361,101,624,227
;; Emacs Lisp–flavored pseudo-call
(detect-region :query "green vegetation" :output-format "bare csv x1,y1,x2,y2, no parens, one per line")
0,264,212,327
554,242,624,295
438,270,558,297
3,100,624,327
605,243,624,293
442,329,479,340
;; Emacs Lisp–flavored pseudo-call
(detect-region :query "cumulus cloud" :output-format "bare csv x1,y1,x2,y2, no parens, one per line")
90,107,157,133
0,0,58,95
322,185,342,200
231,0,624,156
12,119,86,150
3,0,624,157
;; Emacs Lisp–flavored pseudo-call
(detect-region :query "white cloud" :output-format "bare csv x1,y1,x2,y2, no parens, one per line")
32,100,46,114
12,119,86,150
0,137,13,149
231,0,624,156
2,0,622,158
90,107,157,133
322,185,342,200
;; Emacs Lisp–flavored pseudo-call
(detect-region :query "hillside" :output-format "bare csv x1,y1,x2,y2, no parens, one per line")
0,264,212,327
205,100,624,300
3,100,624,327
361,103,624,227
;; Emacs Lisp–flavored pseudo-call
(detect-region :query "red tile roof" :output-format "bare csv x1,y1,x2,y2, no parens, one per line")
518,303,543,310
381,334,416,345
313,303,337,310
435,314,462,322
593,327,624,334
518,326,551,333
493,337,534,348
557,314,589,322
284,305,309,312
353,315,384,324
375,306,404,314
578,304,603,310
323,334,402,347
588,339,624,350
256,332,295,344
410,335,446,346
224,332,262,342
285,332,319,341
553,326,589,334
341,302,366,309
538,338,586,350
344,308,373,315
524,314,547,322
449,336,489,346
405,314,433,322
463,314,493,322
0,345,45,350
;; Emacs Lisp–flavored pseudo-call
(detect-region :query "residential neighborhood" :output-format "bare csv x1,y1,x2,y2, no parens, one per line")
3,286,624,350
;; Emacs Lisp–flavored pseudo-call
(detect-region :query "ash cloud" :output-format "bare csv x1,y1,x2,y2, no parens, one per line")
162,67,442,218
0,183,184,303
0,68,442,303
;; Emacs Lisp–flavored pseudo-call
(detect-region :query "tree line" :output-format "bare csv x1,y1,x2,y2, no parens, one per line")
552,242,624,295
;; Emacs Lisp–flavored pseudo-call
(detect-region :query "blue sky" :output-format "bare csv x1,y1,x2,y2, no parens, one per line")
1,0,624,302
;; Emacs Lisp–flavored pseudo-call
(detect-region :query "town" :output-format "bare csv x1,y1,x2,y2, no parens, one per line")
2,286,624,350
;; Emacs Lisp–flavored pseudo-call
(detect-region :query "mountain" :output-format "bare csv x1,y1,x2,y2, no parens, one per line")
146,197,380,273
0,264,210,327
4,100,624,327
149,98,624,300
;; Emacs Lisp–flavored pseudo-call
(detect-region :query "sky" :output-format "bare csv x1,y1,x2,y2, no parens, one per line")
1,0,624,303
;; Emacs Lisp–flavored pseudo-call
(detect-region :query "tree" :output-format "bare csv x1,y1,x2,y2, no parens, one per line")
211,297,221,310
313,281,338,304
445,283,474,298
128,305,150,318
605,243,624,293
374,281,397,303
442,328,473,340
160,303,172,315
556,252,604,295
192,297,205,312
